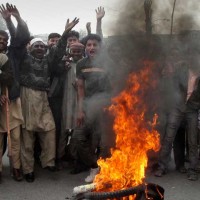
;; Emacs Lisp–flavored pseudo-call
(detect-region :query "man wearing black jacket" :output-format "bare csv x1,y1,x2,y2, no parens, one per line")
155,41,200,181
0,3,30,182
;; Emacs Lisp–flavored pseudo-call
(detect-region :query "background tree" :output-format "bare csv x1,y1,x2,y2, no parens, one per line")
144,0,152,36
170,0,177,35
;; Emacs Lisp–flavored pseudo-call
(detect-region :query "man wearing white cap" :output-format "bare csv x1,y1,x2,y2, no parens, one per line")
20,37,56,183
19,18,79,182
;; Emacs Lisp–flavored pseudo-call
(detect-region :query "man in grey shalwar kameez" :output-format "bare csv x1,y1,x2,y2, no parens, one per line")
62,42,85,130
60,42,86,173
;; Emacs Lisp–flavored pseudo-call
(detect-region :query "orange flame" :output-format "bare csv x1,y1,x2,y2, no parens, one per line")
94,61,160,194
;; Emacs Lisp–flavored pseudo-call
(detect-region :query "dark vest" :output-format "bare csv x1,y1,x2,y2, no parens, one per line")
20,55,50,91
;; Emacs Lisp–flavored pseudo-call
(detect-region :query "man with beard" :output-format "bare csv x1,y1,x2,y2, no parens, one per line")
20,37,56,183
0,3,30,182
48,28,80,168
60,42,86,172
19,18,79,182
75,34,113,183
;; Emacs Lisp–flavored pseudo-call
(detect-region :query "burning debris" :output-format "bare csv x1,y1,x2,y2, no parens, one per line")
71,183,164,200
94,65,160,193
70,64,164,200
71,1,167,199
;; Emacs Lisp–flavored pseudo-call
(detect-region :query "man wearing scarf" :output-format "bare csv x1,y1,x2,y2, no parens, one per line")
60,42,86,172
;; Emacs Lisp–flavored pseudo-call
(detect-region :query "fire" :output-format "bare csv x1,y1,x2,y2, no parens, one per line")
94,61,160,194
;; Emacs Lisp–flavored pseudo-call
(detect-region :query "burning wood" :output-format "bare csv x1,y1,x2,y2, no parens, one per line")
94,63,160,193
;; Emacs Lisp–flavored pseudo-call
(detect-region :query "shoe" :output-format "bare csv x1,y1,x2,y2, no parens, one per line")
13,168,23,181
195,165,200,173
154,168,166,177
85,167,99,183
25,172,35,183
56,161,64,171
176,166,187,174
185,154,189,162
187,169,198,181
70,161,89,175
70,165,89,174
44,166,57,172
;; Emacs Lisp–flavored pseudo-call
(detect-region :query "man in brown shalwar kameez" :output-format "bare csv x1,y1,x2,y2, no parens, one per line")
0,3,30,183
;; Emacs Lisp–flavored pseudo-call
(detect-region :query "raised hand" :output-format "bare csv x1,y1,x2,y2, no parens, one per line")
0,4,11,20
65,17,79,32
96,6,105,21
6,3,20,19
86,22,91,34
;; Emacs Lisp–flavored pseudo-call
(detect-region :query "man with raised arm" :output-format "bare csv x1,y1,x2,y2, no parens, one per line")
19,18,79,183
0,3,30,182
0,53,13,183
47,19,80,168
86,6,105,38
75,34,114,183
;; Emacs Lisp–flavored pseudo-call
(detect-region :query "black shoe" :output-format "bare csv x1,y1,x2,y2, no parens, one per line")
195,164,200,173
13,168,23,181
25,172,35,183
70,165,89,174
56,160,64,171
44,166,57,172
185,154,189,162
154,168,167,177
176,166,187,174
188,169,198,181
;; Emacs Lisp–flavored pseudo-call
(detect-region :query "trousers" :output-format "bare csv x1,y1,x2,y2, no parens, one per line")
21,128,56,174
159,106,198,170
0,126,21,171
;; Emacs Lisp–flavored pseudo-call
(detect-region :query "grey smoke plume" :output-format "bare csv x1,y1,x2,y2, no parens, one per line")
85,0,200,145
152,0,200,34
109,0,145,35
107,0,200,35
103,0,200,133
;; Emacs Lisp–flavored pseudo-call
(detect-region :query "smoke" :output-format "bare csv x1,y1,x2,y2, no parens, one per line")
107,0,200,34
104,0,200,89
83,0,200,153
152,0,200,34
101,0,200,143
110,0,145,35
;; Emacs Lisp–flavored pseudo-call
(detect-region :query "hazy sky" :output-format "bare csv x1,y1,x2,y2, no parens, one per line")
1,0,122,36
1,0,200,36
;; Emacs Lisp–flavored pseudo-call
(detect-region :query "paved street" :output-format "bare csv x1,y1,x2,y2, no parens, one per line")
1,155,200,200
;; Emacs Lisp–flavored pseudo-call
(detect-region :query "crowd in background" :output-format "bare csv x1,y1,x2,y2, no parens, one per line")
1,2,200,186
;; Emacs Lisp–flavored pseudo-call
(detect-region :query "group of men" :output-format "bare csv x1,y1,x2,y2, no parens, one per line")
154,40,200,181
0,3,114,184
1,2,200,187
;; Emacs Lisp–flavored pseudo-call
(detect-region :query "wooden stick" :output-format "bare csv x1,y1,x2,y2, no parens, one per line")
5,87,12,159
